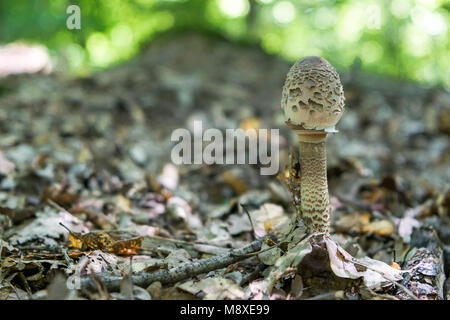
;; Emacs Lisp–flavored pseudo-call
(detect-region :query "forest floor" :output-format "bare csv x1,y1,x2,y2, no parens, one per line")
0,32,449,300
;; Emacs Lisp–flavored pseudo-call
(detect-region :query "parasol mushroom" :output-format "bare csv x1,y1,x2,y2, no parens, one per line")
281,56,345,234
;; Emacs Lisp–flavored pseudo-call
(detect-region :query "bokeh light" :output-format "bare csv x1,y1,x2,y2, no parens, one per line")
272,1,296,24
218,0,250,18
0,0,448,88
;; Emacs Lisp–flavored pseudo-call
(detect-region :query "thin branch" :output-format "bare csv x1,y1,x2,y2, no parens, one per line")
240,203,257,239
80,237,265,291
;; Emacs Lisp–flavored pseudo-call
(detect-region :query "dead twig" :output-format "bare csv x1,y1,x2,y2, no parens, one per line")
80,237,265,291
240,203,257,239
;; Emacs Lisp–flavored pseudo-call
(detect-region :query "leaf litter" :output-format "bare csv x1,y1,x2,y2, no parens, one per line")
0,33,448,300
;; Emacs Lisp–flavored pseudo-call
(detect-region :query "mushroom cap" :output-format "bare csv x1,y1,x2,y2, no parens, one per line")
281,56,345,131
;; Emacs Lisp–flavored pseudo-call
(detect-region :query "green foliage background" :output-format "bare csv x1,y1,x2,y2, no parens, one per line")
0,0,448,88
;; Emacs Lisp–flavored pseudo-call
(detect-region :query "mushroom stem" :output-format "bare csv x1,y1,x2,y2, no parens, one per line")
297,132,330,234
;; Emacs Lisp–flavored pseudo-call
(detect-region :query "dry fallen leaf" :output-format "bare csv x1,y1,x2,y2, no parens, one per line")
178,276,245,300
248,203,290,238
226,213,252,235
362,220,395,236
324,236,403,290
41,185,80,207
9,207,86,248
0,239,17,256
61,223,143,255
335,212,395,236
0,284,29,300
334,212,371,234
195,221,233,246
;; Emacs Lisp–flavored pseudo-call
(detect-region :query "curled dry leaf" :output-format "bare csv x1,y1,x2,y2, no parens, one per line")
324,237,403,290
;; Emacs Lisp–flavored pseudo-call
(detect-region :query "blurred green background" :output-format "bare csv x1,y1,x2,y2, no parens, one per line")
0,0,448,88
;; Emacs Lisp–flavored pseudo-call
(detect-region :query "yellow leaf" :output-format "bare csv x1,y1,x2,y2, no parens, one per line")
362,220,395,236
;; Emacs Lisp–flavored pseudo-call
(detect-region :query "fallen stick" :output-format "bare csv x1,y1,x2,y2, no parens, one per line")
80,237,264,291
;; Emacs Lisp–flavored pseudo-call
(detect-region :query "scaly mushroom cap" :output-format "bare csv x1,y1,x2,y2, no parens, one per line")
281,56,345,131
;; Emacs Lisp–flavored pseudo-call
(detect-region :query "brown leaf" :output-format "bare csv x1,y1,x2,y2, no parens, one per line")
362,220,395,236
61,223,143,255
0,207,35,225
109,237,143,255
41,185,80,207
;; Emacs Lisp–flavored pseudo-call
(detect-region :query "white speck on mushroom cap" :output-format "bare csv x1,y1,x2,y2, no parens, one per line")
281,56,345,131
